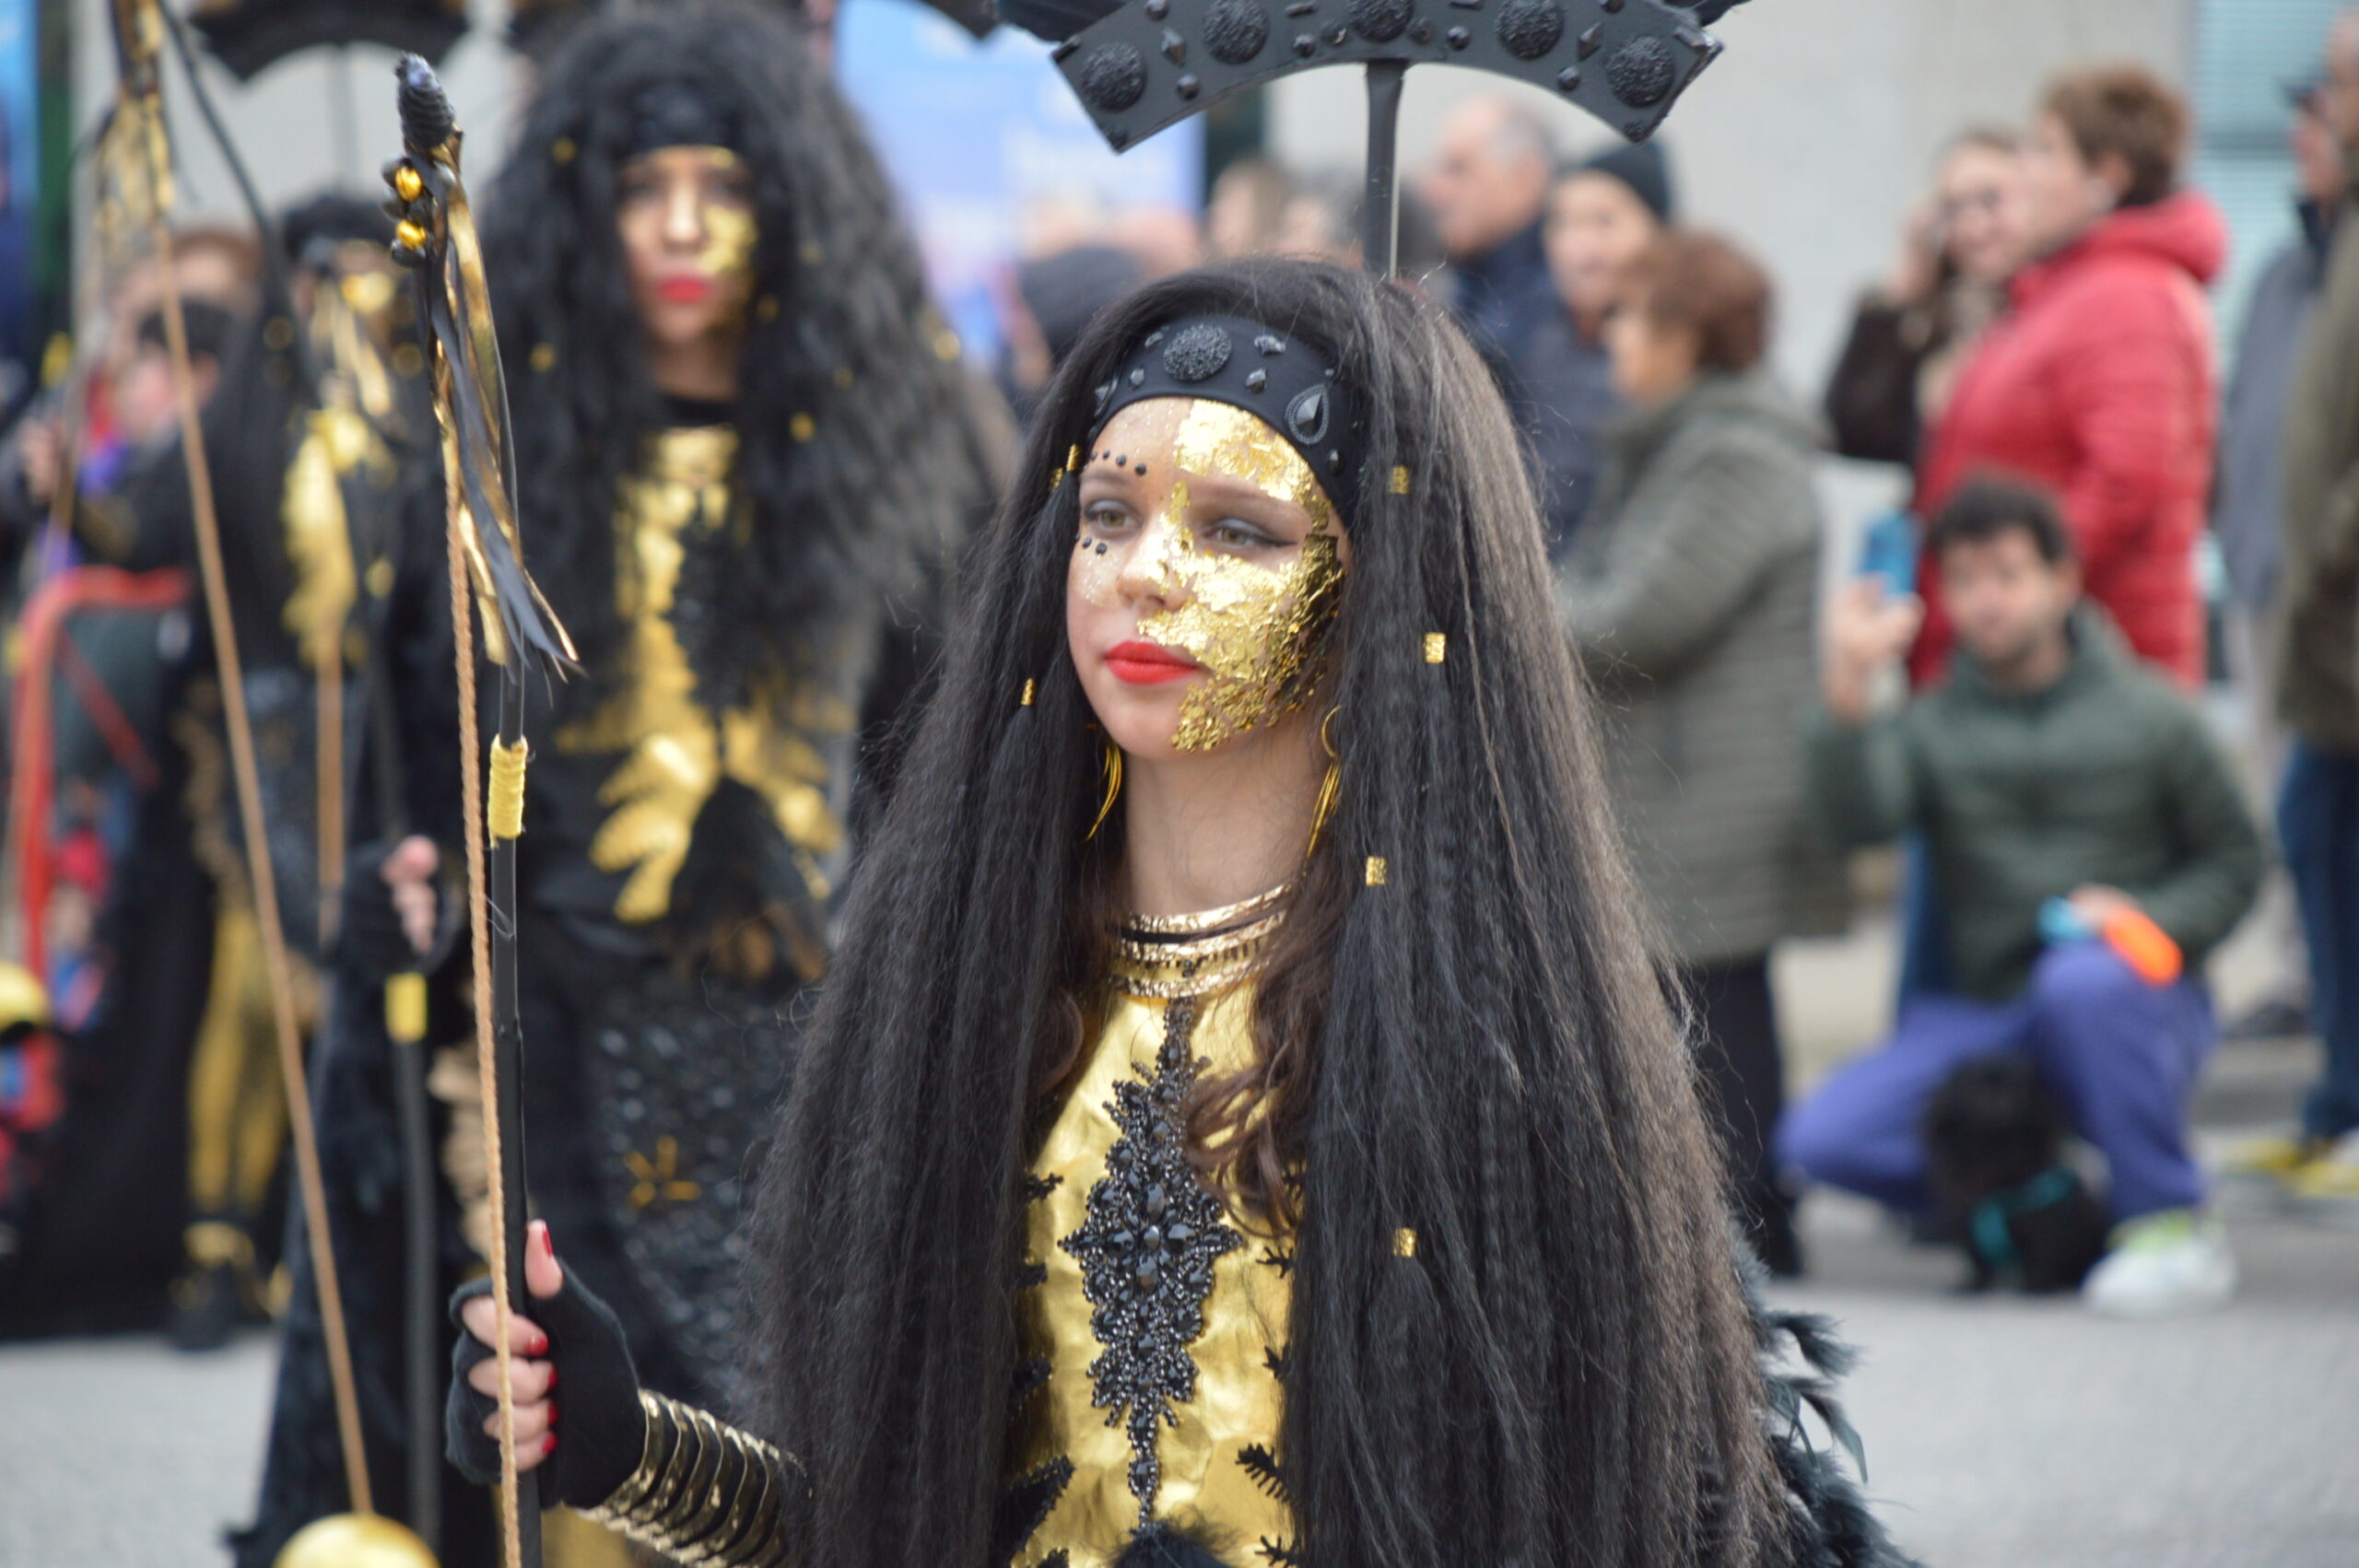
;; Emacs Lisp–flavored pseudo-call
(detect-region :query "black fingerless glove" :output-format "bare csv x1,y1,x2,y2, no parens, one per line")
335,838,460,982
445,1270,649,1511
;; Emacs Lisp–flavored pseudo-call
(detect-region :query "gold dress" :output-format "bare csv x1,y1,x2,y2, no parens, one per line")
551,422,846,930
587,890,1299,1568
1005,887,1295,1566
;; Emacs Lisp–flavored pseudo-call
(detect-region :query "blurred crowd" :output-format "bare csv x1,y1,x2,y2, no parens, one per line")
981,13,2359,1316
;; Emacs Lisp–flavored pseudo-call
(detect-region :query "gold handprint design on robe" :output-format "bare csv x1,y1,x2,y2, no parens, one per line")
555,426,845,924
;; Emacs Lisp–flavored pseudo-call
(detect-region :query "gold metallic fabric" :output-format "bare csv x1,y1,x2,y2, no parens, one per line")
553,426,845,922
1009,954,1295,1566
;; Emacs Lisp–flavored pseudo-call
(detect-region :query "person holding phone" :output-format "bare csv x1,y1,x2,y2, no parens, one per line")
1823,129,2025,473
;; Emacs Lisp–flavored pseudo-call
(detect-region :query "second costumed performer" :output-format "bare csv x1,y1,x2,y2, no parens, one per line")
449,259,1915,1568
239,5,1007,1562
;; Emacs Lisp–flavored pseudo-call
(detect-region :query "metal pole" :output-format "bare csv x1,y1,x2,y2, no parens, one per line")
1361,60,1406,276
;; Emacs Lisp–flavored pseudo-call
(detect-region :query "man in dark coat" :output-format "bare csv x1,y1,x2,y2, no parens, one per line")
2210,82,2341,1043
2270,6,2359,1197
1424,97,1624,554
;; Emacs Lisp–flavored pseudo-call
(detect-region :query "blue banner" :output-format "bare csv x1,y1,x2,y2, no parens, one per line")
837,0,1203,363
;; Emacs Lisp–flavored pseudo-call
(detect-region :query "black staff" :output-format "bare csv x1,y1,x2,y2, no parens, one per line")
385,54,578,1568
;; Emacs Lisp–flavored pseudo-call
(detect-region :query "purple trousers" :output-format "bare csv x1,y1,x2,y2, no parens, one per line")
1777,943,2214,1222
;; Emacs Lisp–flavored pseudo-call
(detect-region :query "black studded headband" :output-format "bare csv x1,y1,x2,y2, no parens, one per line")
1087,315,1368,524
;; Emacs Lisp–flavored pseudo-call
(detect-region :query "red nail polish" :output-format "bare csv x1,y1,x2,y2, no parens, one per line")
546,1367,558,1390
538,1224,555,1259
546,1400,558,1426
530,1332,549,1356
544,1433,559,1457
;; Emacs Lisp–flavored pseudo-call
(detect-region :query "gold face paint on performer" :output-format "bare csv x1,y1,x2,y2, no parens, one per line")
616,146,758,353
1069,397,1346,757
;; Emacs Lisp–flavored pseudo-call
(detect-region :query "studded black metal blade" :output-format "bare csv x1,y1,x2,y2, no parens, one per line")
1052,0,1720,152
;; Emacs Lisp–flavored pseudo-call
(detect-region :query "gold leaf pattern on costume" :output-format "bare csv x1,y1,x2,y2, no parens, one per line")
1008,954,1293,1567
624,1135,704,1210
279,408,370,672
555,426,844,923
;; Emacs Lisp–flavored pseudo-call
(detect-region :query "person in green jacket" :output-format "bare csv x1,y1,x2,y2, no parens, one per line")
1560,228,1848,1278
1779,478,2264,1317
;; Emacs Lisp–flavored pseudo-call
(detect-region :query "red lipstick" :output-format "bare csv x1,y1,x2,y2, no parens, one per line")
657,275,713,304
1105,640,1201,685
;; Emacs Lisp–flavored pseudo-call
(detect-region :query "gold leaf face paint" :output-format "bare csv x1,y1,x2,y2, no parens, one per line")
619,146,758,308
698,197,757,285
1076,398,1346,753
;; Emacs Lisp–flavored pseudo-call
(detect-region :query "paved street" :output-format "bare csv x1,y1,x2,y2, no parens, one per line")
2,915,2354,1567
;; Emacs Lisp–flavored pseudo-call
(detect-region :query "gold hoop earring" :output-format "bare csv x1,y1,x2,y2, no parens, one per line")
1306,707,1343,858
1086,738,1123,841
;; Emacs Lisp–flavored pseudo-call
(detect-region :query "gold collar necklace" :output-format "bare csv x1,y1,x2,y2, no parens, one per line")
1109,882,1290,1000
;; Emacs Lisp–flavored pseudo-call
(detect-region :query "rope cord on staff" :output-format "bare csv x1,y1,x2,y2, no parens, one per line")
147,205,374,1517
449,439,526,1568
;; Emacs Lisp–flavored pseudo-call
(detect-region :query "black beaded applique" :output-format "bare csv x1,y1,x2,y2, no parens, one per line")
1060,997,1242,1521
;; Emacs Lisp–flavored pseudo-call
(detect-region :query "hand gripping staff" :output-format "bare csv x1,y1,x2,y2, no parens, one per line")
384,54,580,1568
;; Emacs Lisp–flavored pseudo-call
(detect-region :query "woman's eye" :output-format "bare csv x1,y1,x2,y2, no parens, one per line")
1205,519,1275,549
1084,503,1132,532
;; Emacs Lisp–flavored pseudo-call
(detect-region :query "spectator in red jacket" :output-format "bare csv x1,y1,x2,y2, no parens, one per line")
1913,65,2223,687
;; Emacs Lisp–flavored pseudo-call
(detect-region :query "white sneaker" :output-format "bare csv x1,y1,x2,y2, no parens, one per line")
2082,1211,2236,1318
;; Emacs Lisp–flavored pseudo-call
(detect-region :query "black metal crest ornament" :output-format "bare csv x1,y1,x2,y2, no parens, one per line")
1003,0,1753,275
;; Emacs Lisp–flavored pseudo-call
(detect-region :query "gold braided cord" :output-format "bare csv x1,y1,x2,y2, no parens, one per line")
487,736,529,841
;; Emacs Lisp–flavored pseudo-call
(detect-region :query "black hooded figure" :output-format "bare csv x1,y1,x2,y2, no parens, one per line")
445,258,1913,1568
237,5,1008,1562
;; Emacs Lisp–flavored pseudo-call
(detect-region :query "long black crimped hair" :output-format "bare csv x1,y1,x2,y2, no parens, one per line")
740,258,1834,1568
478,0,996,689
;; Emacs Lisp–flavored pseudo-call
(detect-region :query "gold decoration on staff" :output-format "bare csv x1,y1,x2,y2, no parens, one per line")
385,53,578,1568
97,6,416,1562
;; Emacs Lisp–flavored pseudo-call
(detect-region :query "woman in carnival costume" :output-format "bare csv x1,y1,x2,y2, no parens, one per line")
450,258,1913,1568
241,5,1005,1562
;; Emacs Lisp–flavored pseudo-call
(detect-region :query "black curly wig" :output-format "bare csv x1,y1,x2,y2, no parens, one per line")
479,0,996,691
736,259,1884,1568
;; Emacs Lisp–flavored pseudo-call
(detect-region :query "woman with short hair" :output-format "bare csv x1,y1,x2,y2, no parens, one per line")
1912,65,2223,686
1561,229,1847,1279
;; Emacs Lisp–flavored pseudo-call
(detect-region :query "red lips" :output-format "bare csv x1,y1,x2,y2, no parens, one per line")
1105,639,1201,685
657,275,714,304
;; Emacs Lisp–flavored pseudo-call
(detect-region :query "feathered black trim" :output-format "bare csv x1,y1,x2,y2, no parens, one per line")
1741,1251,1923,1568
1118,1522,1234,1568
